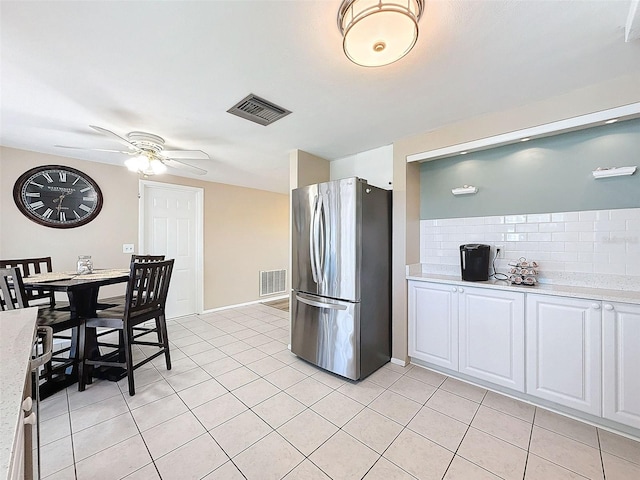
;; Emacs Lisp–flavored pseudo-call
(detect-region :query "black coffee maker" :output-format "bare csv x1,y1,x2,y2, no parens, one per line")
460,244,491,281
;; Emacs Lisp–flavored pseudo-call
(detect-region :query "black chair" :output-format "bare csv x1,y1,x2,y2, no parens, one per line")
0,267,28,309
0,261,80,384
0,257,56,307
0,267,75,386
78,259,174,396
96,255,166,309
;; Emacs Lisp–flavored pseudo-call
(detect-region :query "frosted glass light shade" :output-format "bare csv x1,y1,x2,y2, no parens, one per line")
125,154,167,175
338,0,424,67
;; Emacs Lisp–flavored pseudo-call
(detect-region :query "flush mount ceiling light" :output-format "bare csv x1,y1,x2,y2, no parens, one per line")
338,0,425,67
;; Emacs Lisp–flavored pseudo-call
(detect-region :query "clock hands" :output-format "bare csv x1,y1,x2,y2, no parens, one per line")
53,193,66,215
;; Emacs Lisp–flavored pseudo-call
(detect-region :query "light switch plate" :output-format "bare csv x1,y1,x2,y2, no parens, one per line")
122,244,135,254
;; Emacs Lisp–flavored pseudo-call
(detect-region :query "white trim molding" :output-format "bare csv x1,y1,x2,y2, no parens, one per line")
407,102,640,163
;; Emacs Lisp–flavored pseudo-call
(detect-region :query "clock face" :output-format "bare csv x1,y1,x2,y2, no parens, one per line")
13,165,103,228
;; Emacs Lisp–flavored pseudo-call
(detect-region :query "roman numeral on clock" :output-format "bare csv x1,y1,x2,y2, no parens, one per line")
79,204,92,213
30,201,45,210
43,208,54,219
59,171,67,182
59,211,66,222
42,173,54,183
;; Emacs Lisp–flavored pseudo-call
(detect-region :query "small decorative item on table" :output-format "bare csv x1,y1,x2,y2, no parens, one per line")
77,255,93,274
508,257,539,285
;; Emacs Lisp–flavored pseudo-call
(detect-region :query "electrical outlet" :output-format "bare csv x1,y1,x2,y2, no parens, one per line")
122,244,135,254
496,245,504,258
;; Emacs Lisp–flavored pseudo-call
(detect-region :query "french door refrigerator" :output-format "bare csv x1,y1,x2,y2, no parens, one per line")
291,177,391,380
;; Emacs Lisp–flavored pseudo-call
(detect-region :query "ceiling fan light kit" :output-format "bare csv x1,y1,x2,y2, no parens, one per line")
125,155,167,176
338,0,424,67
57,126,210,176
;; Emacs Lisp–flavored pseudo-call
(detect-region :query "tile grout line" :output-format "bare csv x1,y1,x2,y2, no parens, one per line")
521,406,538,480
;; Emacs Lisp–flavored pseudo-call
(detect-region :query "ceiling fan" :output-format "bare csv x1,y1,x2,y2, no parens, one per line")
56,125,209,176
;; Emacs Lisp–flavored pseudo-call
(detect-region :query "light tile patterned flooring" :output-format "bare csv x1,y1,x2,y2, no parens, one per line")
38,304,640,480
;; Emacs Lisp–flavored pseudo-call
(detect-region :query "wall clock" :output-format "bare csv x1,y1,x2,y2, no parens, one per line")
13,165,103,228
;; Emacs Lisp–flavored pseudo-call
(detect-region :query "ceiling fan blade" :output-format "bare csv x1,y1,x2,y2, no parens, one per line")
162,150,210,160
89,125,138,150
55,145,133,154
162,158,208,175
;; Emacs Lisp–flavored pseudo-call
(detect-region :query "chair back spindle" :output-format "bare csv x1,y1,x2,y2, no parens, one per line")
0,267,29,310
0,257,55,307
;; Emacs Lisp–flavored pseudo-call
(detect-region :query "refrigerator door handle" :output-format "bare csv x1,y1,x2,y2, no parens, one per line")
309,195,319,283
295,293,347,311
313,195,323,284
318,195,326,276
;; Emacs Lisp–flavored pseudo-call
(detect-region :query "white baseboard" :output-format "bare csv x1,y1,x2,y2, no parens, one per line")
391,357,408,367
201,293,289,314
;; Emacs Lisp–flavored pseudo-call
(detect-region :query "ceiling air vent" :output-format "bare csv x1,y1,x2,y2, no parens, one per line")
227,94,291,126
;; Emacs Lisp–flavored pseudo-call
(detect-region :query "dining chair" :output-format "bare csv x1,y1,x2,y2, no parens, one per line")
0,258,81,383
0,257,56,307
0,267,28,309
0,266,78,384
78,259,174,396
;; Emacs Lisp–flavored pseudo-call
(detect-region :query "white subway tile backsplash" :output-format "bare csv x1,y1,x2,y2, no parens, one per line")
538,222,565,233
527,213,551,223
551,232,580,242
611,209,640,220
564,222,595,232
505,215,527,224
579,210,611,221
527,233,552,242
484,216,505,225
420,208,640,290
594,220,626,232
552,212,580,222
579,232,597,242
516,224,538,233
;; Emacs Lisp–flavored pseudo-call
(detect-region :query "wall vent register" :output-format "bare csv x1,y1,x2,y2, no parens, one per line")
260,269,287,296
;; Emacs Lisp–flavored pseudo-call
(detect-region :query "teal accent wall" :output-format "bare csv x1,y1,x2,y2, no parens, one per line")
420,119,640,219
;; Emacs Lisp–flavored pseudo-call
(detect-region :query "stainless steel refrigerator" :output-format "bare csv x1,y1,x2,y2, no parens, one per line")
291,177,391,380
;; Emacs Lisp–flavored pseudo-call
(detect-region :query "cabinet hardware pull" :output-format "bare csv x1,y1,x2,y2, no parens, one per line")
604,304,614,311
592,303,601,310
23,412,36,425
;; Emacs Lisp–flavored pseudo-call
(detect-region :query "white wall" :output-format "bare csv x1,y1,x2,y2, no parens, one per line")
330,145,393,190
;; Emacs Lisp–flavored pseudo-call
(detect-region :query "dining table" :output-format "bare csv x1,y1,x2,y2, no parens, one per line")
21,269,130,397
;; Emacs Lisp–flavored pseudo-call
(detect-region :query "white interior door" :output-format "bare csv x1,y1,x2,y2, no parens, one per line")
139,181,203,318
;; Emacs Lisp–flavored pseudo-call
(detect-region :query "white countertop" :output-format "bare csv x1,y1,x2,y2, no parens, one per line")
0,307,38,480
407,273,640,305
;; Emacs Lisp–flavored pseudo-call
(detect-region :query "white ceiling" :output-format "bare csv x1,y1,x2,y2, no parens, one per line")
1,1,639,194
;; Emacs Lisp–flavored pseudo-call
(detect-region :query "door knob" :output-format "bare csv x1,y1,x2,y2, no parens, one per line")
22,397,32,412
458,287,464,293
452,287,457,292
604,304,614,311
592,303,600,310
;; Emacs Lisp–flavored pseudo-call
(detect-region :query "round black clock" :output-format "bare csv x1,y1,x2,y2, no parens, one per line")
13,165,103,228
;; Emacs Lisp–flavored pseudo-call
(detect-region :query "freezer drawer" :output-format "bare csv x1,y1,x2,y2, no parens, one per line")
291,291,360,380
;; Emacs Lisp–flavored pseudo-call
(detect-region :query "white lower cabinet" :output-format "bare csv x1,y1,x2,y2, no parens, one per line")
603,301,640,429
459,287,525,391
408,281,458,370
526,294,602,415
408,281,524,391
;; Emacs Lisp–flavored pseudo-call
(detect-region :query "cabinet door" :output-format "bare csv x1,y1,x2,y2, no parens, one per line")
459,287,525,391
603,302,640,429
526,294,601,415
408,281,458,370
